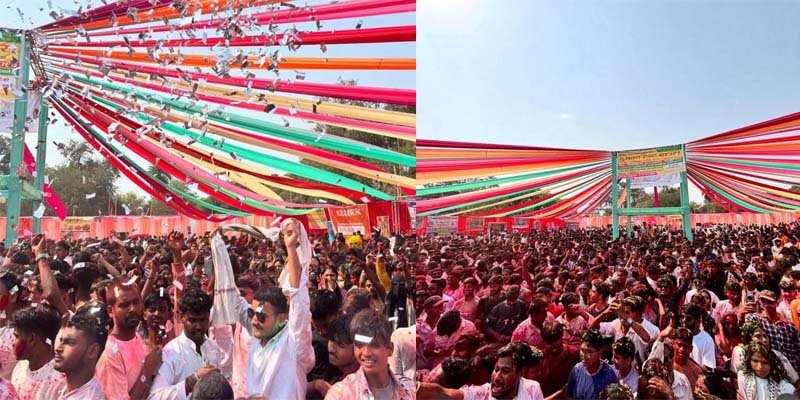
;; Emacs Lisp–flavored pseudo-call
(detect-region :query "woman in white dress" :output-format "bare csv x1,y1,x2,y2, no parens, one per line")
737,342,794,400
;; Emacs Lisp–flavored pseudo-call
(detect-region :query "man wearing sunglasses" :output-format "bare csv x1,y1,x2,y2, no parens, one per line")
245,219,315,399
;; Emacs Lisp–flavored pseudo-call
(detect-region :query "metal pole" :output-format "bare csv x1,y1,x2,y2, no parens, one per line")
5,32,30,247
611,152,619,240
626,179,632,238
32,100,48,234
680,144,693,242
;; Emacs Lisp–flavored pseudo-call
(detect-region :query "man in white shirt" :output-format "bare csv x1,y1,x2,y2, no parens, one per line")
681,303,716,369
416,341,544,400
586,295,660,364
245,219,315,398
53,302,111,399
711,280,743,322
149,289,226,399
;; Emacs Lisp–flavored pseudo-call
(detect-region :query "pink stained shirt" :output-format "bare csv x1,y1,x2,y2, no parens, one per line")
10,359,64,400
95,333,146,400
59,376,105,400
453,296,480,322
426,319,477,367
510,317,554,349
324,368,415,400
0,376,19,400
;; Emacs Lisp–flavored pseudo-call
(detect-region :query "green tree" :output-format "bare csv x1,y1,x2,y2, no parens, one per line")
46,140,120,216
147,180,188,215
114,191,148,215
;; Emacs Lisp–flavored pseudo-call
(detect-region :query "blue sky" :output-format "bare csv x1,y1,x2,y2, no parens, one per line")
3,0,414,195
418,0,800,151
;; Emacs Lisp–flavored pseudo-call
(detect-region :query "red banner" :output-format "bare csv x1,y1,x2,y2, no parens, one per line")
327,204,371,238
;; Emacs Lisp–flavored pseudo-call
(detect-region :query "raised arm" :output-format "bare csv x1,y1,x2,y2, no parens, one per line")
283,220,302,289
32,234,68,317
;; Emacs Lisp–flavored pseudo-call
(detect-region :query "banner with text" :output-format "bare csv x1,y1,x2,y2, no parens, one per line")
617,145,685,189
327,204,371,237
428,216,458,236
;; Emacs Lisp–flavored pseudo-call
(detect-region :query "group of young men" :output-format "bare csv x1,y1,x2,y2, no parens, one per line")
0,218,416,399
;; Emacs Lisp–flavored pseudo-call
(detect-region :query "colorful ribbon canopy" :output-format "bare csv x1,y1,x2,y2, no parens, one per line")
35,0,416,217
418,111,800,218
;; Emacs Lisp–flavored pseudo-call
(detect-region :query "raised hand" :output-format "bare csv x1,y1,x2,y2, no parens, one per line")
283,219,301,249
32,234,46,256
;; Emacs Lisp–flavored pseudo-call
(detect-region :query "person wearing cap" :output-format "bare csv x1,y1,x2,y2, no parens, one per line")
744,289,800,373
417,295,446,362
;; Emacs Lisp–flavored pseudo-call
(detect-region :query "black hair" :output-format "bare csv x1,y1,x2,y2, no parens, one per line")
343,288,371,315
72,251,92,264
436,310,462,336
496,341,541,371
439,358,472,389
327,314,354,345
528,297,549,315
50,260,71,275
622,295,646,313
55,240,71,251
178,289,213,315
144,291,174,311
191,371,234,400
54,273,78,304
349,308,392,348
236,274,260,291
541,321,564,343
592,279,611,297
612,337,636,359
681,303,705,320
0,270,21,295
253,287,288,314
10,252,30,266
67,301,112,354
310,289,342,322
581,329,605,350
12,304,61,343
72,263,101,294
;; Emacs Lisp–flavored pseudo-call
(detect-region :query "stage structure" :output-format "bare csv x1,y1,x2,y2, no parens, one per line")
611,144,692,241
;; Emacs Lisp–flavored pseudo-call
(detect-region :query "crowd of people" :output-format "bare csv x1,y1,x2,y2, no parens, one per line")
0,219,416,399
415,222,800,400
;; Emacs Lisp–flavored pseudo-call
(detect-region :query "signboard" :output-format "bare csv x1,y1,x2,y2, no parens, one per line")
427,216,457,236
61,217,93,232
305,208,327,231
466,216,484,231
512,217,528,230
564,221,580,230
487,222,506,239
617,145,685,189
328,205,370,237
